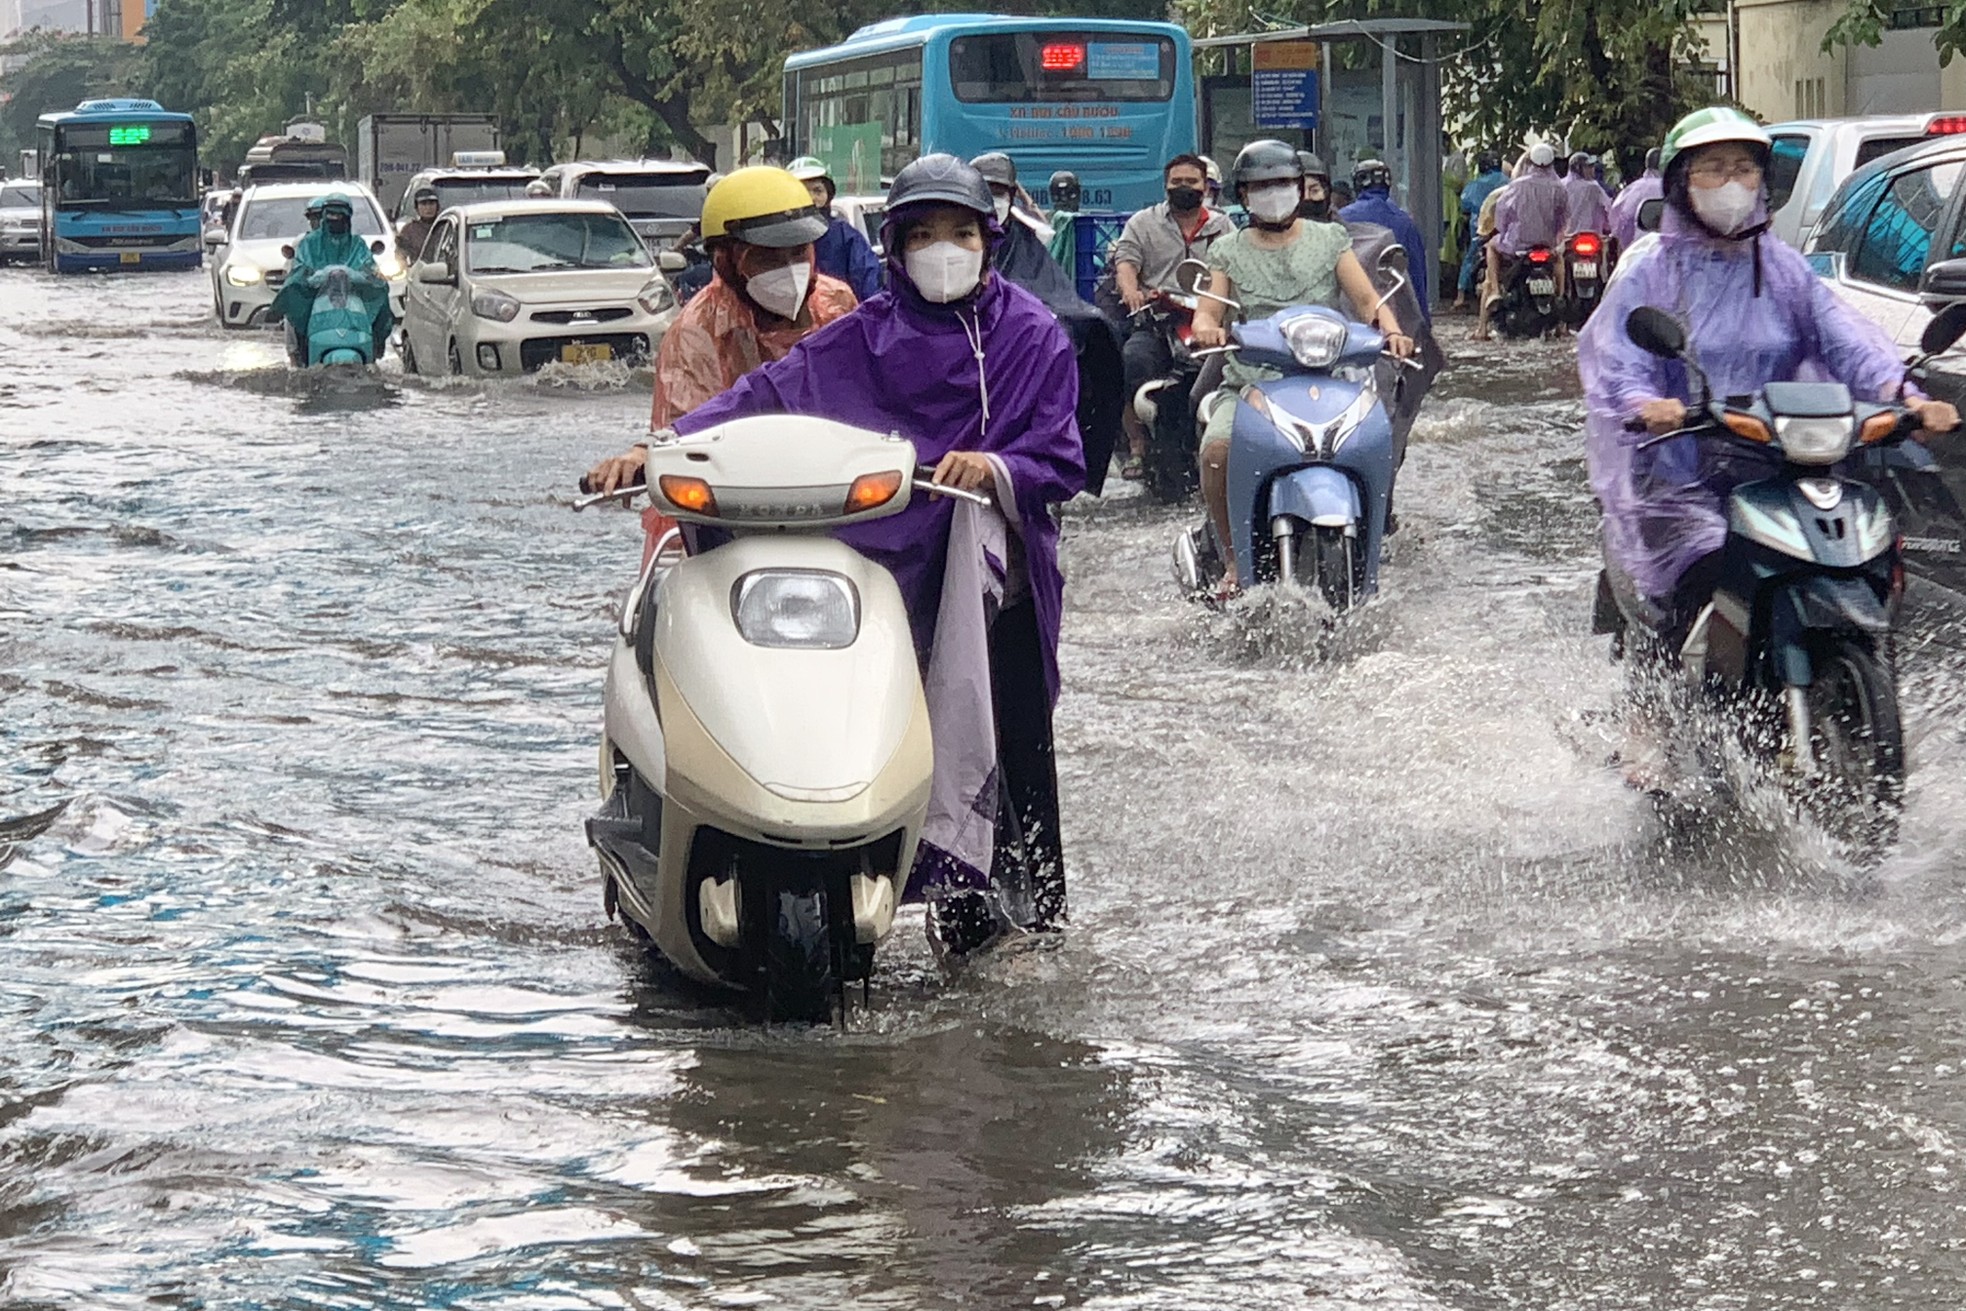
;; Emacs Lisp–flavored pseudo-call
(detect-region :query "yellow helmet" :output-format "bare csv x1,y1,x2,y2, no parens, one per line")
699,166,828,247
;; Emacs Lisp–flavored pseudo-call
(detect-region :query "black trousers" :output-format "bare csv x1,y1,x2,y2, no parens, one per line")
991,599,1065,927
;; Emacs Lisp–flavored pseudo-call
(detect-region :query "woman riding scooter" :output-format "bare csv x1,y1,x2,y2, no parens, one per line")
586,155,1085,956
1190,141,1414,598
272,192,392,365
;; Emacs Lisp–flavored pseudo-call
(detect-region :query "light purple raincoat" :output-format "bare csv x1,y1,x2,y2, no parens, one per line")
1561,174,1613,237
669,218,1087,703
1609,172,1663,251
1579,202,1910,600
1495,167,1567,254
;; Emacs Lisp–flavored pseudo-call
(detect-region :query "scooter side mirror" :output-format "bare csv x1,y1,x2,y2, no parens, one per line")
1920,300,1966,356
369,239,386,256
280,244,296,260
1173,256,1210,294
1637,197,1664,234
1626,306,1686,360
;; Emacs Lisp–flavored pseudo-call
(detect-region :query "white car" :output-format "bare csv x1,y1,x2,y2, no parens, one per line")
1765,114,1963,250
536,160,711,251
207,181,402,329
400,199,681,377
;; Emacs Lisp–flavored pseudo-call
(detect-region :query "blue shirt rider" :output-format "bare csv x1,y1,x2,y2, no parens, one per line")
1454,152,1508,309
1340,159,1431,320
787,156,883,303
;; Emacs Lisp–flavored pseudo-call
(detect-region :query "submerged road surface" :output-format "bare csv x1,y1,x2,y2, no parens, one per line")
8,268,1966,1309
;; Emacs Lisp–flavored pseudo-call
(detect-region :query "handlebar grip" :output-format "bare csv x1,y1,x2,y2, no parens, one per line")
578,475,595,495
1623,417,1648,433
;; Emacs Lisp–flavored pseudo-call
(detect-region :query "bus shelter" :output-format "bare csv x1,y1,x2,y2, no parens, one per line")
1192,19,1467,277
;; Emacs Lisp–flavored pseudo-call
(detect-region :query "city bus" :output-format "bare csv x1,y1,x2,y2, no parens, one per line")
36,98,202,273
782,15,1196,212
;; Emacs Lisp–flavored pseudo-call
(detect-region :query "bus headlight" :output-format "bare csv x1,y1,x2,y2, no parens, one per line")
225,263,264,286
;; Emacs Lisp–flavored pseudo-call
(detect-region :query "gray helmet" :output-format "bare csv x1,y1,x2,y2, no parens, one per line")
412,185,439,205
969,151,1017,190
1048,170,1080,207
886,153,993,219
1352,158,1392,191
1645,146,1663,173
1569,150,1593,171
1232,139,1303,190
1295,150,1330,183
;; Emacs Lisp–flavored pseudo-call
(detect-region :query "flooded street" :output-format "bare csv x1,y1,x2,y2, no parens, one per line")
11,267,1966,1309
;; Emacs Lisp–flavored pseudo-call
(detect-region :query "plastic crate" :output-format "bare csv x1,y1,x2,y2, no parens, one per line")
1070,211,1132,302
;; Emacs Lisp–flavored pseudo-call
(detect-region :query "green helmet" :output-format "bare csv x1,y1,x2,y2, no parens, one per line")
1659,107,1772,178
786,155,830,183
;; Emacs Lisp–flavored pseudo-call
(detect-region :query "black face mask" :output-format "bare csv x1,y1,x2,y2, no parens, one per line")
325,216,350,235
1166,185,1203,212
1298,195,1331,221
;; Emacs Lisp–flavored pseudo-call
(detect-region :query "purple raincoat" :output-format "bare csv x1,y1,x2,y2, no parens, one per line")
1561,174,1613,236
1608,172,1663,251
1579,202,1909,601
669,235,1087,704
1495,167,1568,254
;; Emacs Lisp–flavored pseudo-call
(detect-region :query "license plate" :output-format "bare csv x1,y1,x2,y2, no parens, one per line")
1528,278,1556,296
1574,261,1599,279
561,343,613,365
119,251,140,265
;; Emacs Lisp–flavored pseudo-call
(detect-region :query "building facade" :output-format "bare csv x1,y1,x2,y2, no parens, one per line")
1724,0,1963,121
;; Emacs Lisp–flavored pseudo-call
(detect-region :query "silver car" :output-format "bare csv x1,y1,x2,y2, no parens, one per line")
0,179,42,263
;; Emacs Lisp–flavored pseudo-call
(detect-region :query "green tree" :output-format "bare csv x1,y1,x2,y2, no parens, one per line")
0,32,145,159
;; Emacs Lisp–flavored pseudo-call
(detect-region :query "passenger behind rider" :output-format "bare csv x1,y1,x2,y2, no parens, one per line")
585,155,1085,951
1296,151,1336,222
1340,159,1431,320
1189,141,1414,595
1561,151,1613,238
787,156,884,301
1111,153,1235,480
629,167,859,560
1476,142,1567,341
1581,106,1959,663
395,186,440,263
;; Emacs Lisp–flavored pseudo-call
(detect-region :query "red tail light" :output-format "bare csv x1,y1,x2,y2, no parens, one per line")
1928,115,1966,135
1527,248,1552,264
1040,42,1085,71
1573,233,1601,257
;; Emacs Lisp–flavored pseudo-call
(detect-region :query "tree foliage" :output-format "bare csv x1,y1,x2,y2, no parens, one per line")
0,31,144,161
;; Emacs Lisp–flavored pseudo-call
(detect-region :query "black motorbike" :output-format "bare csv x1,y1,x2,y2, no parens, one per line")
1129,257,1209,504
1562,231,1605,328
1593,305,1966,855
1493,244,1562,339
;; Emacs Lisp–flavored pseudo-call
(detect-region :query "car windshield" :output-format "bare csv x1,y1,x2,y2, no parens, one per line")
240,195,386,241
465,211,652,273
431,179,538,212
572,174,707,219
1,184,38,208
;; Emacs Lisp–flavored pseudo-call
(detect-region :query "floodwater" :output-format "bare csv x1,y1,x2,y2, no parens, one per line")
8,268,1966,1310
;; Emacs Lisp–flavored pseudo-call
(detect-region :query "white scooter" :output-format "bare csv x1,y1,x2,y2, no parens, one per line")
576,417,990,1022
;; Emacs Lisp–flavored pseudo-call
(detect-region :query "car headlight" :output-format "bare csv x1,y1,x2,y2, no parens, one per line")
1280,313,1349,369
637,277,676,315
376,252,405,280
225,263,264,286
731,570,859,649
471,289,522,322
1774,415,1855,466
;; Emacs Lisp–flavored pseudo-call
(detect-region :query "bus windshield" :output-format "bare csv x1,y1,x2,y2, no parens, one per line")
53,121,198,208
573,175,709,219
948,32,1174,102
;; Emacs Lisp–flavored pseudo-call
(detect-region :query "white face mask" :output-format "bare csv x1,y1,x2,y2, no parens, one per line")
1246,183,1299,225
992,194,1012,225
1689,180,1758,236
745,260,810,318
905,240,984,303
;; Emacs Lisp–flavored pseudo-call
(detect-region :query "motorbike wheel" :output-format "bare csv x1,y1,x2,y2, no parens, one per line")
1796,636,1904,854
761,874,839,1025
1143,399,1200,505
1310,526,1364,612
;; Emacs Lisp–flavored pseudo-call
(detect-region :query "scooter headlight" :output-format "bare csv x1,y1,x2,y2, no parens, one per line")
732,570,859,649
1774,415,1855,466
1281,313,1348,369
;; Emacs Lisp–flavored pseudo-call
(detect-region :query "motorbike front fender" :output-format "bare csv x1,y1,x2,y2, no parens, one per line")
1766,574,1893,686
1268,464,1360,529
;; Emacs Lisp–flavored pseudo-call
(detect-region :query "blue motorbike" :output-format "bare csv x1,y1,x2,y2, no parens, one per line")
286,264,387,367
1174,303,1407,611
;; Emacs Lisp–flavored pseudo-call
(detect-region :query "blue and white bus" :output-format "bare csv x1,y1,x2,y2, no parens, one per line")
783,15,1196,212
36,98,202,273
